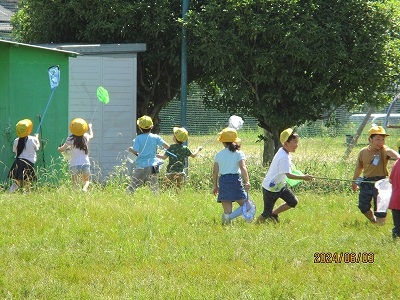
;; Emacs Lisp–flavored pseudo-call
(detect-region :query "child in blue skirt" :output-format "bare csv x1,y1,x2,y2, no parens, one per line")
212,128,250,225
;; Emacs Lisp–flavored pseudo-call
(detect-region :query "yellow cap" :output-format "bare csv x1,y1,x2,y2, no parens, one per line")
70,118,88,136
137,115,153,129
368,125,389,137
217,128,241,143
173,127,188,142
16,119,33,138
280,128,294,144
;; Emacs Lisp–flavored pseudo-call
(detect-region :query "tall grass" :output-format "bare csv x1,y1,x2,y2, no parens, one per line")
1,131,399,299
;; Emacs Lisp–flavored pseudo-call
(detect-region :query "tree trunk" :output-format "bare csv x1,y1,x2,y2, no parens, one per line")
262,129,276,166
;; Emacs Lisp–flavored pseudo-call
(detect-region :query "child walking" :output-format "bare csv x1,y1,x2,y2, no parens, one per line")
256,128,314,224
127,115,170,194
352,125,400,224
8,119,41,193
58,118,94,192
157,127,202,189
212,127,250,225
389,158,400,239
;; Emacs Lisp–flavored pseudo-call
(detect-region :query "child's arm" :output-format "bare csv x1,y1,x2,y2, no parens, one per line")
352,165,363,191
239,160,251,191
87,123,94,139
33,134,40,150
157,153,168,160
286,172,313,181
190,146,203,158
128,146,139,156
58,143,68,153
212,162,219,195
386,148,400,159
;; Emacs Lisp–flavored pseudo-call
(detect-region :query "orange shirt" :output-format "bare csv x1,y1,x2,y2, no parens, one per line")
356,145,389,178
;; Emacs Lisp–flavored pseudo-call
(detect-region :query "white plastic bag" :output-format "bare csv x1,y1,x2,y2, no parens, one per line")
375,178,392,213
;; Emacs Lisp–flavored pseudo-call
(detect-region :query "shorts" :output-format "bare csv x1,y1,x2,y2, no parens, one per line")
166,172,186,188
70,164,91,176
217,174,246,202
8,158,36,182
358,177,387,218
261,186,298,217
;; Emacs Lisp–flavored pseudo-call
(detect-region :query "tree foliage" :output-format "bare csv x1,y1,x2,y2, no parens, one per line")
12,0,204,130
12,0,400,159
186,0,400,155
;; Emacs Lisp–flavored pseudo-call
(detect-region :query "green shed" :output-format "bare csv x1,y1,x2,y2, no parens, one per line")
0,40,77,183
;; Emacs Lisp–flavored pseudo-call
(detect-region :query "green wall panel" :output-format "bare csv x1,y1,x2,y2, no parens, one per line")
0,42,71,183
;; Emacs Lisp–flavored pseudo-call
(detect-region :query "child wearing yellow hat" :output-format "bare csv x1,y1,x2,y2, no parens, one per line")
256,128,314,224
212,127,250,225
157,127,202,189
127,115,170,194
352,125,400,224
58,118,94,192
8,119,41,193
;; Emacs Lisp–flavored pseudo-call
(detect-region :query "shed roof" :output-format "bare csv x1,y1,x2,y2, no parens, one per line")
54,43,147,55
0,39,79,57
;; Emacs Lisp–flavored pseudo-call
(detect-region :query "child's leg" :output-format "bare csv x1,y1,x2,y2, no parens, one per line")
176,173,185,189
257,187,279,222
270,188,298,221
71,174,80,187
81,165,91,192
149,173,160,194
373,195,386,225
127,168,146,193
229,199,246,220
363,210,376,223
9,180,20,193
70,166,81,189
392,209,400,239
221,200,245,223
221,201,233,224
82,174,90,192
272,203,292,215
358,184,376,223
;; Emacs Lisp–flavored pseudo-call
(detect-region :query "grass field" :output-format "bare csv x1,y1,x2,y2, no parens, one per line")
1,131,399,299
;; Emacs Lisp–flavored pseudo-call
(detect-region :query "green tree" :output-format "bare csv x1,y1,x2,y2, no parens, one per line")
186,0,400,161
12,0,204,131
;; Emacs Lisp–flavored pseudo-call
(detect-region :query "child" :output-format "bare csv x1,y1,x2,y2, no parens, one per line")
8,119,40,193
58,118,94,192
256,128,314,223
212,127,250,225
157,127,202,189
389,158,400,239
127,115,170,194
352,125,400,224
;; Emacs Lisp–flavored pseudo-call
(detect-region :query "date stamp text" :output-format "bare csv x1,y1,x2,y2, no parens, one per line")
314,252,374,263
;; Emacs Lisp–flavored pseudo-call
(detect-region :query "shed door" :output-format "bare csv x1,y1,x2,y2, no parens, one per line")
69,55,137,181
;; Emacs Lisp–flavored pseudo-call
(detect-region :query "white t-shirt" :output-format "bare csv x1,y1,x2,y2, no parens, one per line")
214,148,246,174
13,135,40,163
262,147,291,192
65,133,91,166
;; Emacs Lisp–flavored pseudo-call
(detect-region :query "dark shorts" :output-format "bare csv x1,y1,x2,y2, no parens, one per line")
217,174,246,202
261,186,298,217
358,176,386,218
8,158,36,182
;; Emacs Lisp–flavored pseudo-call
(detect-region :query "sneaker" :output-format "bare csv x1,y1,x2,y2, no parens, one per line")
270,213,279,223
222,213,231,225
9,183,18,193
255,214,266,224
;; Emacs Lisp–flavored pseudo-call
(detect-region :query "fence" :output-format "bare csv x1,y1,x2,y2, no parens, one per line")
159,85,400,139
